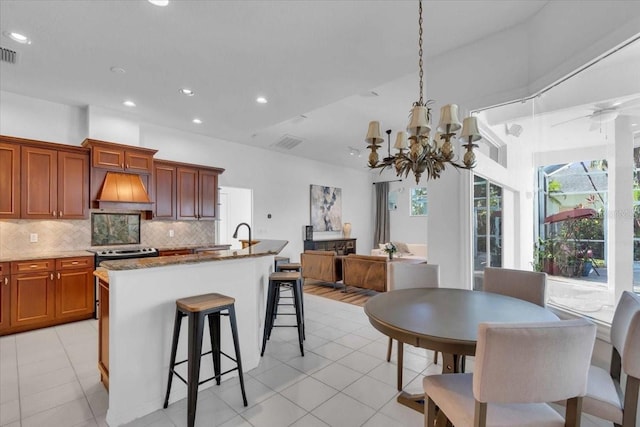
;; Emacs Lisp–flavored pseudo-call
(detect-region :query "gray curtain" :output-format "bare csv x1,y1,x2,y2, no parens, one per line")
373,182,390,247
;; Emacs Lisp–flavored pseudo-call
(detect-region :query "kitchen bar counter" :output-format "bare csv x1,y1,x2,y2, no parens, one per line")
100,239,287,270
100,239,288,426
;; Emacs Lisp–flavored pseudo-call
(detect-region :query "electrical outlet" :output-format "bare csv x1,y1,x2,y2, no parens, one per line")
169,229,174,237
30,233,38,243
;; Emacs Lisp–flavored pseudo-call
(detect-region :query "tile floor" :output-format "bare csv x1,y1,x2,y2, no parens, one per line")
0,292,617,427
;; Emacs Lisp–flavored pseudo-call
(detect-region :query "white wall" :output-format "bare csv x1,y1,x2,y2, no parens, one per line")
0,92,374,262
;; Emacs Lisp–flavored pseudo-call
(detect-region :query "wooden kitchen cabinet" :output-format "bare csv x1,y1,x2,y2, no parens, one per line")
2,256,95,336
153,161,177,220
20,145,89,219
55,257,95,319
0,141,21,218
176,165,221,220
158,249,192,256
82,139,157,174
0,263,10,332
10,259,56,328
98,277,109,390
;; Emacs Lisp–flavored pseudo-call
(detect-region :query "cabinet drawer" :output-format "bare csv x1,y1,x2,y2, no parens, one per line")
11,259,55,274
56,257,94,270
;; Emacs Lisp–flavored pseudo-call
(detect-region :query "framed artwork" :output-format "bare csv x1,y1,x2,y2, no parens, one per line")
310,184,342,231
388,191,398,211
410,187,428,216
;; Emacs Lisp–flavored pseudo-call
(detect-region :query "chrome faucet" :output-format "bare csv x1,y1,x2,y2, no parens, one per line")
232,222,252,250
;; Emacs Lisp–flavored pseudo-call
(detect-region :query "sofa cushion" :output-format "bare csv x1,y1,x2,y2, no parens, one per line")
393,242,411,254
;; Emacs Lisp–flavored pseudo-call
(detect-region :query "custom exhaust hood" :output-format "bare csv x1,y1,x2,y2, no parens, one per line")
95,171,154,211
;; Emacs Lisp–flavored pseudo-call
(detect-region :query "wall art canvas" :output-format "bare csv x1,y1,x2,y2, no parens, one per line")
310,185,342,232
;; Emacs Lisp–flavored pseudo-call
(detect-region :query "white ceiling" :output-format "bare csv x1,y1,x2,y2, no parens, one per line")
0,0,637,170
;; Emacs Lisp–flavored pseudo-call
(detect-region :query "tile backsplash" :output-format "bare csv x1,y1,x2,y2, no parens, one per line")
0,213,216,256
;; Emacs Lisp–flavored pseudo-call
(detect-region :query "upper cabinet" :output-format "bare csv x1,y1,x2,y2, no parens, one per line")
0,135,89,220
0,142,21,218
83,139,156,174
153,160,224,220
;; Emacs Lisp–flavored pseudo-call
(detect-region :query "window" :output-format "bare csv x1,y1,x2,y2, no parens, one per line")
473,176,503,274
634,147,640,293
536,161,607,281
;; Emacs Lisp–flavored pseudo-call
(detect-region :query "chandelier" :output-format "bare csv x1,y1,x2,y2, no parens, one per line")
365,0,481,184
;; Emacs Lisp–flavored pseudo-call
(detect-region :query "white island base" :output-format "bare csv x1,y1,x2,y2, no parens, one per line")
105,255,273,426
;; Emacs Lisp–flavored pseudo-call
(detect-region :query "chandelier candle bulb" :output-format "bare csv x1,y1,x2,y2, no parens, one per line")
408,106,431,136
394,131,408,150
438,104,462,133
366,121,383,143
460,117,482,142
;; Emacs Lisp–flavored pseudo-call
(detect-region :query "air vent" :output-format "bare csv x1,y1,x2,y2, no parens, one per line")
272,134,303,150
0,46,17,64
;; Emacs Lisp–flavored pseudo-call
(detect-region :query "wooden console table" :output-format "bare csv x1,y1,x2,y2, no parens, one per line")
303,238,356,255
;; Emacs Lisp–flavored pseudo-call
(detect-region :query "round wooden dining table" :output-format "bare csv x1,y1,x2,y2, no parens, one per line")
364,288,559,413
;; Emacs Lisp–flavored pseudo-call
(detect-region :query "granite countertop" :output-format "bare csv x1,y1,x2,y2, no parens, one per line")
0,250,94,263
99,239,288,271
93,267,109,282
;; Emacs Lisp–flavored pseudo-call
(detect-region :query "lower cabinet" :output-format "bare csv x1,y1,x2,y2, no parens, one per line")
0,263,11,332
98,278,109,390
1,256,94,336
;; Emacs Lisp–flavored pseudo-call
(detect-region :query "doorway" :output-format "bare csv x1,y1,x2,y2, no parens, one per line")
218,186,253,249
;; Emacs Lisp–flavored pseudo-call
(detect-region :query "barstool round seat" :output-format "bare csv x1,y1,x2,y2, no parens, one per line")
276,263,302,272
176,293,235,312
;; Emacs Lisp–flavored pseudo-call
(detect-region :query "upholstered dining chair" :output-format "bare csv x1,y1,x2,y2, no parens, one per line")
560,290,640,427
424,319,597,427
483,267,547,307
386,262,439,389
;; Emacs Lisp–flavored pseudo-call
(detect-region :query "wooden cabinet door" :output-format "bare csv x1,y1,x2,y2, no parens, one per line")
0,142,21,218
198,169,218,220
0,263,9,332
21,146,57,219
55,267,94,318
153,162,177,220
58,150,89,219
124,150,153,173
176,166,199,220
11,272,55,327
98,279,110,389
92,145,125,170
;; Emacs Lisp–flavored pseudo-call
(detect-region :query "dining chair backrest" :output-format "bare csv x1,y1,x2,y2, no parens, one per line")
473,319,596,404
388,262,439,291
483,267,546,307
610,291,640,379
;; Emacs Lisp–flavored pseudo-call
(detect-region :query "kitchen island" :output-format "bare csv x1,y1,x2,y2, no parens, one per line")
96,240,287,427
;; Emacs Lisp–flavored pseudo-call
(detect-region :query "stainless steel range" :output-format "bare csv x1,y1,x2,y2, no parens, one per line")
91,247,159,318
93,247,159,265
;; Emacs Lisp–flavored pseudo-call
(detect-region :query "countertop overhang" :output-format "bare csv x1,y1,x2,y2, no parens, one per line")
98,239,288,271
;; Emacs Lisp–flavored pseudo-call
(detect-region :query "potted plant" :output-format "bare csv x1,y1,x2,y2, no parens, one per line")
383,242,397,260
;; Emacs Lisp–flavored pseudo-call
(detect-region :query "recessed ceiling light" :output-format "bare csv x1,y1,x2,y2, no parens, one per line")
3,31,31,44
256,96,268,104
179,88,195,96
148,0,169,6
192,118,202,124
110,66,126,74
123,100,136,107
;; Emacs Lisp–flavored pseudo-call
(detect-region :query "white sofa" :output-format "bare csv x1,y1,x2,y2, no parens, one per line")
371,243,427,262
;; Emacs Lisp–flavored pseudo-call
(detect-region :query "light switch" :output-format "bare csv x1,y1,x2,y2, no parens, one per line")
30,233,38,243
169,229,174,237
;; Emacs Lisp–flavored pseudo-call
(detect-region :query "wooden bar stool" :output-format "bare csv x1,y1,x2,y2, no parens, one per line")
261,272,304,357
276,262,301,272
274,256,290,272
164,293,247,427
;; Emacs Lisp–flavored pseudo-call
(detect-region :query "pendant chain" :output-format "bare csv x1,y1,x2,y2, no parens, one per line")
417,0,424,106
